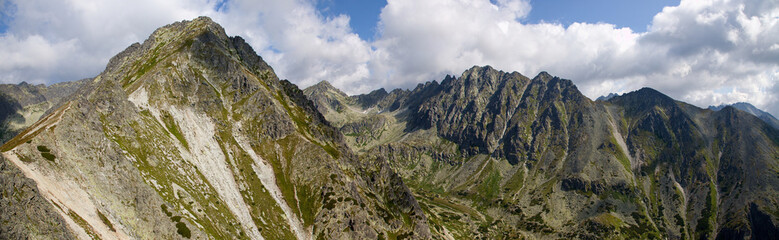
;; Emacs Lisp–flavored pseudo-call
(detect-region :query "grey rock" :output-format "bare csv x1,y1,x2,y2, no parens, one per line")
0,155,75,239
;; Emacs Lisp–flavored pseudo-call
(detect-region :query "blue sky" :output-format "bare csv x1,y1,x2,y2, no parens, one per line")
0,0,777,116
524,0,680,32
0,0,680,40
315,0,680,43
317,0,387,41
0,0,13,33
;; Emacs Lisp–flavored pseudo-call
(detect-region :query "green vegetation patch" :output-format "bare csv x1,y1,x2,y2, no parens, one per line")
176,222,191,238
163,204,191,238
160,111,189,150
593,213,623,228
17,153,34,163
161,204,173,217
68,210,100,240
674,214,685,227
122,43,168,89
696,182,718,238
37,145,51,152
35,144,57,162
41,152,56,162
477,170,502,204
262,136,321,227
97,210,116,232
606,136,632,174
622,211,662,239
503,168,525,195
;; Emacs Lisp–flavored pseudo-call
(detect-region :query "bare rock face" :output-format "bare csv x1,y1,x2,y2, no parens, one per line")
0,155,74,239
307,65,779,239
1,17,430,239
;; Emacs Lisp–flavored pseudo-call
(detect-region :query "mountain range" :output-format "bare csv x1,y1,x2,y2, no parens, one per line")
304,66,779,239
1,17,777,240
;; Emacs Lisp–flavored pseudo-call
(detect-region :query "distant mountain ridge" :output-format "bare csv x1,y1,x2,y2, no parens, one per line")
306,66,779,239
709,102,779,129
0,80,88,143
596,92,619,101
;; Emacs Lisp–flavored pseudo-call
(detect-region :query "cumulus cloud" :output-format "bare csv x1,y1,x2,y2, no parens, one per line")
0,0,374,91
0,0,215,84
214,0,373,93
634,0,779,114
369,0,779,116
0,0,777,116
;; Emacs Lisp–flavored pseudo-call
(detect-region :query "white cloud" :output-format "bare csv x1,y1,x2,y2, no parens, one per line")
633,0,779,114
0,0,215,83
370,0,642,92
0,0,375,91
369,0,779,116
0,34,75,83
0,0,777,116
213,0,373,93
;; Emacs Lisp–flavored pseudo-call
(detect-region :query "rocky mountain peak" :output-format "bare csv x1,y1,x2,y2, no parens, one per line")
608,87,677,116
106,17,222,68
463,65,496,75
354,88,389,109
311,79,334,88
303,80,352,114
2,17,431,239
533,71,553,81
596,92,619,101
621,87,672,101
140,16,229,53
95,16,277,100
307,80,345,96
456,65,527,89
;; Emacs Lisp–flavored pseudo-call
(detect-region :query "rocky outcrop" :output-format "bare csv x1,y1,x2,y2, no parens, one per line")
0,155,74,239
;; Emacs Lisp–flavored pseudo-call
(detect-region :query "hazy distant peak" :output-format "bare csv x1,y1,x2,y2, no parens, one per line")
596,92,619,101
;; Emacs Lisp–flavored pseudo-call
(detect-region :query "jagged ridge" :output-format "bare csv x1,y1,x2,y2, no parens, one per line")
306,64,779,239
